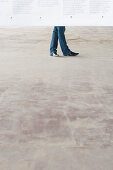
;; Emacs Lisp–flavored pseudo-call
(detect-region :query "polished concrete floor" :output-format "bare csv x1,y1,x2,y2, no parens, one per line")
0,27,113,170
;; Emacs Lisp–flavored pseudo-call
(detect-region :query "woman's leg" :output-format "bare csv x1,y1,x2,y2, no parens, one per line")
57,26,70,55
50,27,58,55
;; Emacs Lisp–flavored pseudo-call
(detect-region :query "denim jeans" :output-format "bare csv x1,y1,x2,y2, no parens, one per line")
50,26,71,55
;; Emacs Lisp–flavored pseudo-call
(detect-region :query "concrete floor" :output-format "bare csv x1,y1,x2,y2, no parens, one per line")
0,27,113,170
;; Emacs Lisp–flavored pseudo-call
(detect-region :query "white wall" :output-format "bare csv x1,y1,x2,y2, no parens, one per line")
0,0,113,26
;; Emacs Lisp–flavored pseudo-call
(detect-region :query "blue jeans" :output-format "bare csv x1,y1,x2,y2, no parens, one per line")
50,26,71,55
